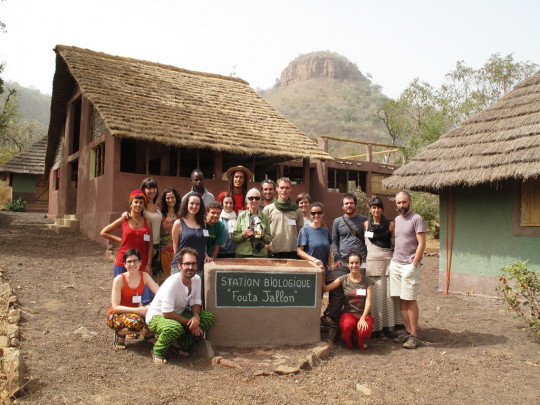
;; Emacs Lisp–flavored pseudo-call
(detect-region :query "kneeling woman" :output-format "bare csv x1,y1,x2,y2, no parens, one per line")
108,249,160,349
322,250,374,349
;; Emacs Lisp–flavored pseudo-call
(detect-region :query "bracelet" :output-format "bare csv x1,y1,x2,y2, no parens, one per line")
193,314,200,319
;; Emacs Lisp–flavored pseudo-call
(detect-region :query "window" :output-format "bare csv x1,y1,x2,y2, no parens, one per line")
521,178,540,226
90,143,105,179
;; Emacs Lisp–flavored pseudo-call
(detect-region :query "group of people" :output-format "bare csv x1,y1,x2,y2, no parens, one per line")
100,165,426,363
302,191,426,350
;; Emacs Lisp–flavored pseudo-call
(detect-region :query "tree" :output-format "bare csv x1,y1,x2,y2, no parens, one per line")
379,53,538,161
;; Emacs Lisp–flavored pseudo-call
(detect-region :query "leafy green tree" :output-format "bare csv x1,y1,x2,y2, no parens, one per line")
379,53,538,161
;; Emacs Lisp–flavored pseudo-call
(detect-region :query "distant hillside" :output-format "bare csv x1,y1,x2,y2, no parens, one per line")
260,52,391,157
5,81,51,128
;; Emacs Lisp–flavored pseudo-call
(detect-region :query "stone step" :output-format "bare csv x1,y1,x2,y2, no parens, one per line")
25,202,48,213
47,215,79,233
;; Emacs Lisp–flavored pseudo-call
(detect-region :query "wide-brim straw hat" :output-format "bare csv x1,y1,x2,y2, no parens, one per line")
226,165,253,182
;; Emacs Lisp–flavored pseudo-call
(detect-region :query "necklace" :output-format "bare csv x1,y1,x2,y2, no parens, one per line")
167,212,177,221
131,214,142,226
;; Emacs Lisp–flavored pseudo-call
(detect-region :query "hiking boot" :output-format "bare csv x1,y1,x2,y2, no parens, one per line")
403,335,420,349
393,330,410,343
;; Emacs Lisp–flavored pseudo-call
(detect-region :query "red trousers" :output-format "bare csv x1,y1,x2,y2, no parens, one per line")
339,313,374,349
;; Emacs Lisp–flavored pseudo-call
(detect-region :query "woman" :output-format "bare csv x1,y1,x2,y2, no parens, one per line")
170,192,209,275
100,190,153,277
140,178,164,283
363,196,403,339
323,250,374,349
296,193,313,227
218,165,252,215
107,249,159,349
218,193,237,258
297,202,332,270
159,187,181,280
232,188,272,257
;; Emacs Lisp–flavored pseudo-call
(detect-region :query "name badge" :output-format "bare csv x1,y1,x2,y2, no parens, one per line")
356,288,366,296
364,231,374,238
132,295,142,304
143,233,150,242
288,219,297,226
203,229,210,237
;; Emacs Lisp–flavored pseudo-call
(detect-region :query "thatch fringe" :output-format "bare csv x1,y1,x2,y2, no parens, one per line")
384,69,540,191
45,46,332,174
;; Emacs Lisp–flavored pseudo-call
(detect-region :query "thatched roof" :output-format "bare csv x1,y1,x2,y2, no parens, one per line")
0,137,47,175
45,45,332,174
383,69,540,191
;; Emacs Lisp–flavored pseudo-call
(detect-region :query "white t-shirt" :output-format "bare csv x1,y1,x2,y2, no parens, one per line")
146,273,202,323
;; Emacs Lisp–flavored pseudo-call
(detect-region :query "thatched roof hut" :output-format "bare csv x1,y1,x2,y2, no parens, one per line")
45,45,332,174
0,137,47,175
383,69,540,191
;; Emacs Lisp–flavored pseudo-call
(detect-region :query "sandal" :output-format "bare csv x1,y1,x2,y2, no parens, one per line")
113,331,126,350
151,350,167,364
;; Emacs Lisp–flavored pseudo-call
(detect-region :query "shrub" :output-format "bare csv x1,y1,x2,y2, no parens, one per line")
4,196,27,212
410,191,439,236
352,186,370,217
497,260,540,342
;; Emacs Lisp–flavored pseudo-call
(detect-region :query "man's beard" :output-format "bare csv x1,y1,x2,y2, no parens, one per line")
399,206,409,214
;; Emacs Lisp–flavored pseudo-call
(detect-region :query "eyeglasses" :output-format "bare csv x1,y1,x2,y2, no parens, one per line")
247,196,261,201
310,211,323,216
125,259,140,265
182,262,198,268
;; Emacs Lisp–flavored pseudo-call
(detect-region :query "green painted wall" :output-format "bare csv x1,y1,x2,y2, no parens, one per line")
12,174,36,193
438,181,540,277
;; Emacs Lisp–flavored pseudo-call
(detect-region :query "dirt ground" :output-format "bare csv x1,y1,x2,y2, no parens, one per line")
0,211,539,404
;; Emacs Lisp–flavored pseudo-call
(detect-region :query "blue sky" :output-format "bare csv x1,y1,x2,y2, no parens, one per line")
1,0,539,98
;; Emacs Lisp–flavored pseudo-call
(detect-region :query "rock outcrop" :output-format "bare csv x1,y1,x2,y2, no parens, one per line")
280,52,366,87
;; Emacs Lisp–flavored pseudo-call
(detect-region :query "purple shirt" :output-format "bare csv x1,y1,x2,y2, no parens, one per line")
392,211,426,265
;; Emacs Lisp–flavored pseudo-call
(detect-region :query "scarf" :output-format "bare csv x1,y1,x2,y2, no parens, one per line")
273,197,299,212
220,210,237,220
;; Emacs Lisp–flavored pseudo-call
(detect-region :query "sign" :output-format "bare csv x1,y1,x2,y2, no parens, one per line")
215,271,318,308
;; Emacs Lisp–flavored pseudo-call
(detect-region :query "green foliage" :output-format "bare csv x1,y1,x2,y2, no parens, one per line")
379,53,539,161
4,197,27,212
497,260,540,341
410,191,439,235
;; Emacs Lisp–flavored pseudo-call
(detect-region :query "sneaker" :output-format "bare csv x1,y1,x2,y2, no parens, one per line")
393,330,410,343
403,335,420,349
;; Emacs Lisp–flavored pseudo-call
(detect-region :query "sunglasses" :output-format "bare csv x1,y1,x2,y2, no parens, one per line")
310,211,323,216
247,196,261,201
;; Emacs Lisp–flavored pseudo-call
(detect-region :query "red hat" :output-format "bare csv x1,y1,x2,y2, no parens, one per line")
129,189,146,203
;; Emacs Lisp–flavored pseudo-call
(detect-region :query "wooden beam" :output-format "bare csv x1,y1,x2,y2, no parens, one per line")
320,135,396,149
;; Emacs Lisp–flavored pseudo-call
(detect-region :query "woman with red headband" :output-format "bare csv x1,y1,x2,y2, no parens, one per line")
101,190,154,277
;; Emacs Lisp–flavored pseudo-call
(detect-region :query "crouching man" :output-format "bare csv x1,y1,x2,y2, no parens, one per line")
146,247,215,364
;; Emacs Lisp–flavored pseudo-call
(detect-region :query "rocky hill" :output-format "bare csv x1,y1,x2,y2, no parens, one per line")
260,52,391,157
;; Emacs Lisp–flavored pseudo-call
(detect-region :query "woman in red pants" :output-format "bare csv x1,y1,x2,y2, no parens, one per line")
323,250,374,349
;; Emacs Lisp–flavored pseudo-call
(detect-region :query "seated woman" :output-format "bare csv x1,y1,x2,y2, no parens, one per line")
107,249,160,350
232,188,272,257
322,250,374,349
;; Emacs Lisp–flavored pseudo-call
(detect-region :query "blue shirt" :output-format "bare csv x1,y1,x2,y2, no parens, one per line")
298,226,332,270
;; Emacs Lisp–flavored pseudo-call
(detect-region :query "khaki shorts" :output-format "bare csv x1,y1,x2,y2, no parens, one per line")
389,260,421,301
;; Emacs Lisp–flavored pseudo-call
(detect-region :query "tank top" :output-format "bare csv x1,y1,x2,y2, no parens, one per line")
171,219,208,273
144,209,162,244
108,272,145,315
115,218,150,269
367,215,392,249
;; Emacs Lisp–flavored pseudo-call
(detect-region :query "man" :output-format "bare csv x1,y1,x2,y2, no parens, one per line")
146,248,215,364
260,179,276,207
324,193,368,324
183,169,215,207
262,177,303,259
205,201,225,260
389,191,426,349
218,165,252,215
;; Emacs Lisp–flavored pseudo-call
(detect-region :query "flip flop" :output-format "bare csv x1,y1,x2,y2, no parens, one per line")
113,331,126,350
151,350,167,364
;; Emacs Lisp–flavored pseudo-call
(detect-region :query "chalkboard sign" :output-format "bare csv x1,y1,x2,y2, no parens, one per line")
215,271,318,308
